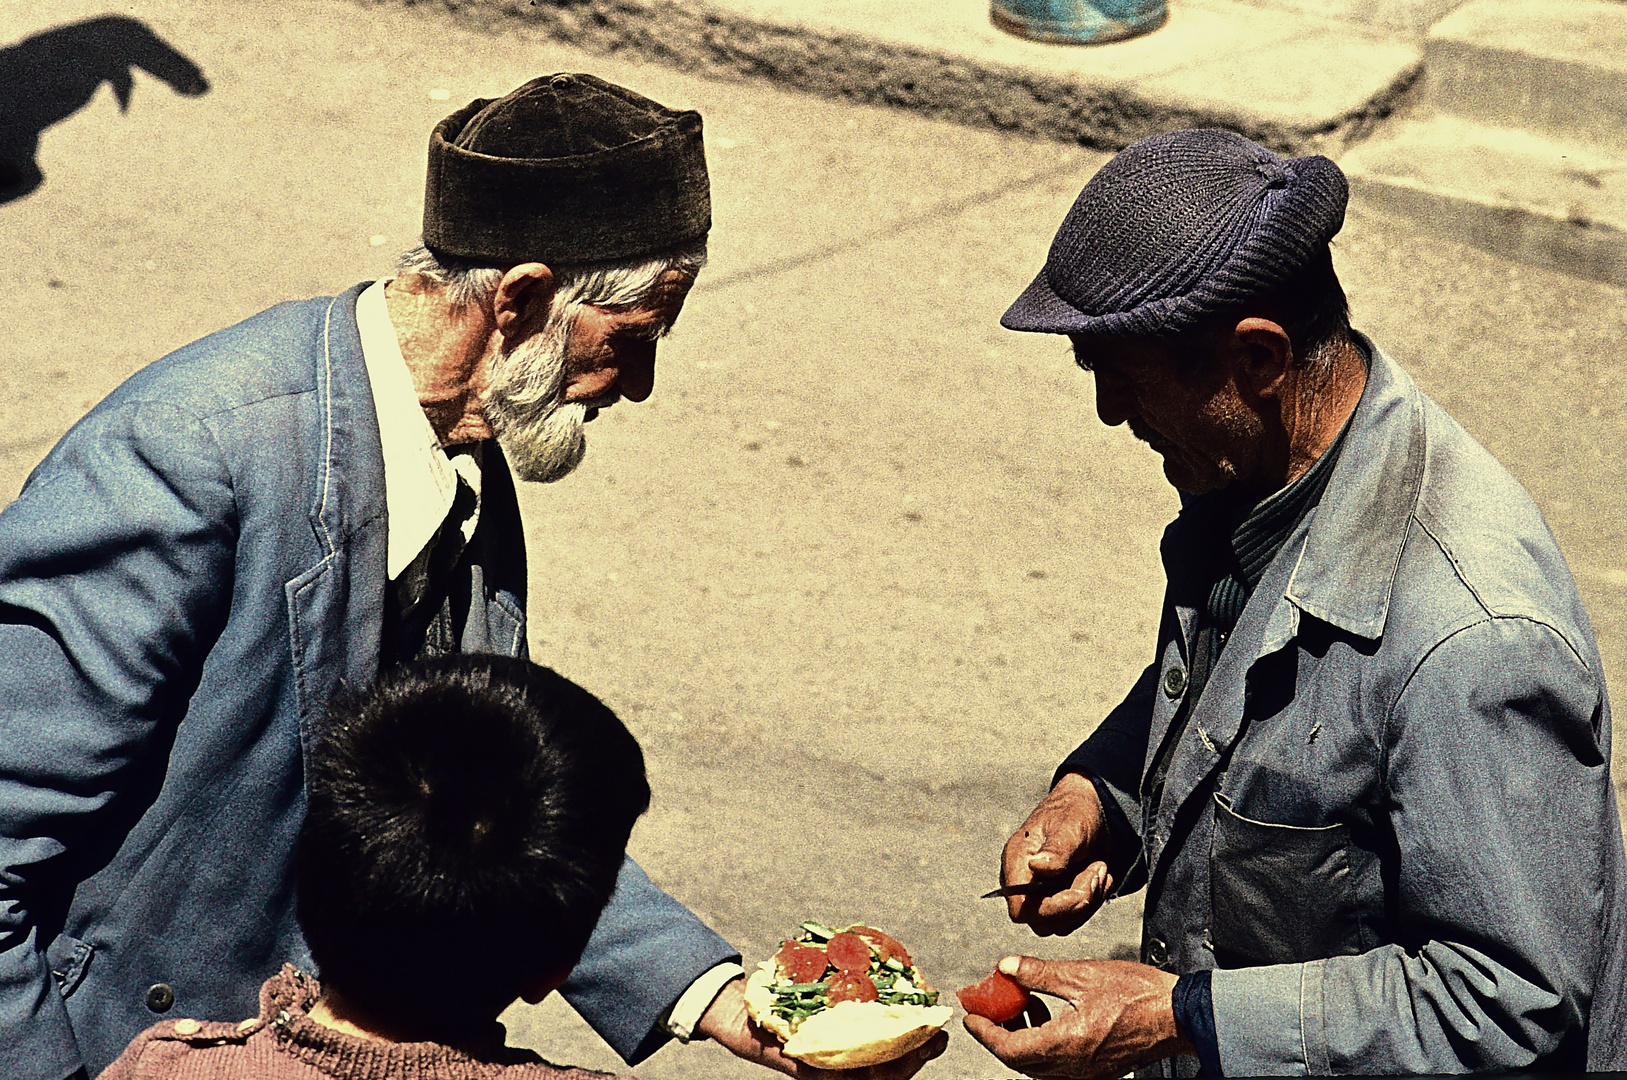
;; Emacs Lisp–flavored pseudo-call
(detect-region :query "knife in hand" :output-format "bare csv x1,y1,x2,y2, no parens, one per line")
979,880,1071,900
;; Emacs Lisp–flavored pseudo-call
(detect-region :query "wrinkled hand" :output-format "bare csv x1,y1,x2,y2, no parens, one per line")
1001,772,1115,936
696,977,948,1080
963,956,1191,1080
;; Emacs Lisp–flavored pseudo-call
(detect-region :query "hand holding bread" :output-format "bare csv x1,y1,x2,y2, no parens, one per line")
741,921,953,1070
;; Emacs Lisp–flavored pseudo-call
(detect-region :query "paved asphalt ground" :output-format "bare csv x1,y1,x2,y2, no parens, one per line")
0,2,1623,1077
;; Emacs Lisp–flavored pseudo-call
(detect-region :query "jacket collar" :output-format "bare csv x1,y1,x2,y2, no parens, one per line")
1152,333,1426,654
1143,336,1429,860
1282,332,1427,641
312,282,388,553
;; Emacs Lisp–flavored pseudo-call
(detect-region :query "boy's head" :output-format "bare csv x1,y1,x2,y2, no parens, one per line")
295,655,650,1038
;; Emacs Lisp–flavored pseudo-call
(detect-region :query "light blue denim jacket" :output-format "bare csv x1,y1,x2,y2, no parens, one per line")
0,286,736,1080
1065,335,1627,1073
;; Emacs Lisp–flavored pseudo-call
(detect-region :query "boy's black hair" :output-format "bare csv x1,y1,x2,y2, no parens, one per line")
295,655,650,1039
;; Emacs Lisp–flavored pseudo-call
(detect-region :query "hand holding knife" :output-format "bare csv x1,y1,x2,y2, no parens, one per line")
980,879,1075,900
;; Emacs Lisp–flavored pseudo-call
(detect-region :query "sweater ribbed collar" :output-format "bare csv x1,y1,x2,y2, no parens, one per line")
255,966,541,1080
1228,407,1351,592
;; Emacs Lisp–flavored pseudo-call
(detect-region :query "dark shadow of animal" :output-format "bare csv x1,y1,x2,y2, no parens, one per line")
0,15,208,204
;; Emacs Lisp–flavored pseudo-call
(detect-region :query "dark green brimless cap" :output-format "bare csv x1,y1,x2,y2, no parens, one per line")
422,73,710,265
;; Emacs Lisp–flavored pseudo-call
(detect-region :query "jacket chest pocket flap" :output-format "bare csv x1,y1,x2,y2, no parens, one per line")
47,933,94,998
1210,792,1362,968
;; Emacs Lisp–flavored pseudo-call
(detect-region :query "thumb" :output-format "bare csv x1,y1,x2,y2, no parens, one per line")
1025,822,1083,875
1027,847,1068,874
995,954,1076,999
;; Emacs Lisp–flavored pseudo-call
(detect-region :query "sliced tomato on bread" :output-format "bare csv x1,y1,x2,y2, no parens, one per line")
742,920,951,1069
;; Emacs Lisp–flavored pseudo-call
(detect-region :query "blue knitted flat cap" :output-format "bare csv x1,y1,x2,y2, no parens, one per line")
1003,129,1348,337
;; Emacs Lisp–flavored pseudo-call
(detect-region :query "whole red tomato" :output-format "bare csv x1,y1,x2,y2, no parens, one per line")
955,969,1031,1023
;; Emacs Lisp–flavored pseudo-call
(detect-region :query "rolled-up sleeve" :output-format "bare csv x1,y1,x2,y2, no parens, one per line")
1213,616,1611,1074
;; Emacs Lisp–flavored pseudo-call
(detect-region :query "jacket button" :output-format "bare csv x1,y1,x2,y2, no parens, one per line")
1144,937,1168,966
145,983,175,1013
1162,666,1187,699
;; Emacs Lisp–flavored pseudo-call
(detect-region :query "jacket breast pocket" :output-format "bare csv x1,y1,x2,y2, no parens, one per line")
1210,792,1362,968
46,933,94,999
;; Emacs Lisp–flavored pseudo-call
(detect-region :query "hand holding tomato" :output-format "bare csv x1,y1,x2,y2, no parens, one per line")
957,970,1032,1024
962,956,1192,1080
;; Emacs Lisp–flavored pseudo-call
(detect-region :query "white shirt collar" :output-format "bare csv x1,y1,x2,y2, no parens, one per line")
356,278,466,580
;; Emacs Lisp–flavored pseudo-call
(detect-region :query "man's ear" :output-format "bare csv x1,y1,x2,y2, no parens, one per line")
1231,317,1294,399
492,263,557,344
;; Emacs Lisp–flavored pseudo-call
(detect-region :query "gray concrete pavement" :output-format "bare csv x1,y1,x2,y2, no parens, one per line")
0,2,1623,1078
1343,0,1627,286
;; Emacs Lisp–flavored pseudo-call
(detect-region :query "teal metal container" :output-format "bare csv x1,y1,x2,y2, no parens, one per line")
991,0,1167,44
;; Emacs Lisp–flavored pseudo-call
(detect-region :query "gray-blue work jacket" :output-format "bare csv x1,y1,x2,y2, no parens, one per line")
1065,336,1627,1073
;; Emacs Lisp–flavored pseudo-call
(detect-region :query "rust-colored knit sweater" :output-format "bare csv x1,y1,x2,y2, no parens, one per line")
97,966,639,1080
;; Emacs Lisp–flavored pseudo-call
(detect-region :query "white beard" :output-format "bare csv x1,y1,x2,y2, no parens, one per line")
482,314,590,484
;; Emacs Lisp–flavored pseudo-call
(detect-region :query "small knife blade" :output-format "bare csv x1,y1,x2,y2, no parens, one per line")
979,881,1068,900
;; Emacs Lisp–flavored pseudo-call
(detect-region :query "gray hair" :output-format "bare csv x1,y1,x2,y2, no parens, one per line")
393,239,708,313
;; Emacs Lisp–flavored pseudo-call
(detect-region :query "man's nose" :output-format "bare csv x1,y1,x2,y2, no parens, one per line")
616,340,657,402
1093,371,1134,427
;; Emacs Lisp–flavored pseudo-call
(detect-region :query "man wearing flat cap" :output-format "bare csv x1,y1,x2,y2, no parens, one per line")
966,129,1627,1077
0,74,936,1080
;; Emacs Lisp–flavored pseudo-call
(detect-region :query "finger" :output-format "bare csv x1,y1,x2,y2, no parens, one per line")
1034,863,1111,920
1034,888,1092,921
963,1011,1055,1072
1010,863,1099,925
1025,817,1085,875
1002,828,1043,921
1006,880,1032,923
994,954,1088,1000
963,1012,1015,1058
1011,885,1060,925
1013,866,1111,936
739,1024,826,1079
754,1039,815,1078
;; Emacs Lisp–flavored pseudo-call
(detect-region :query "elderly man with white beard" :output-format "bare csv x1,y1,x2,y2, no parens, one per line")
0,73,945,1080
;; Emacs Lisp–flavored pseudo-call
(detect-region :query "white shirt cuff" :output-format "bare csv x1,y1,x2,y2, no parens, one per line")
663,962,746,1042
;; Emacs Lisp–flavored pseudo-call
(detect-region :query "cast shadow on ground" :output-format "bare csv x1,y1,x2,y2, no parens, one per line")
0,14,208,204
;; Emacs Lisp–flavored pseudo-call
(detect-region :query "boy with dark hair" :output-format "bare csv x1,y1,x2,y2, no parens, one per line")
100,655,651,1078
